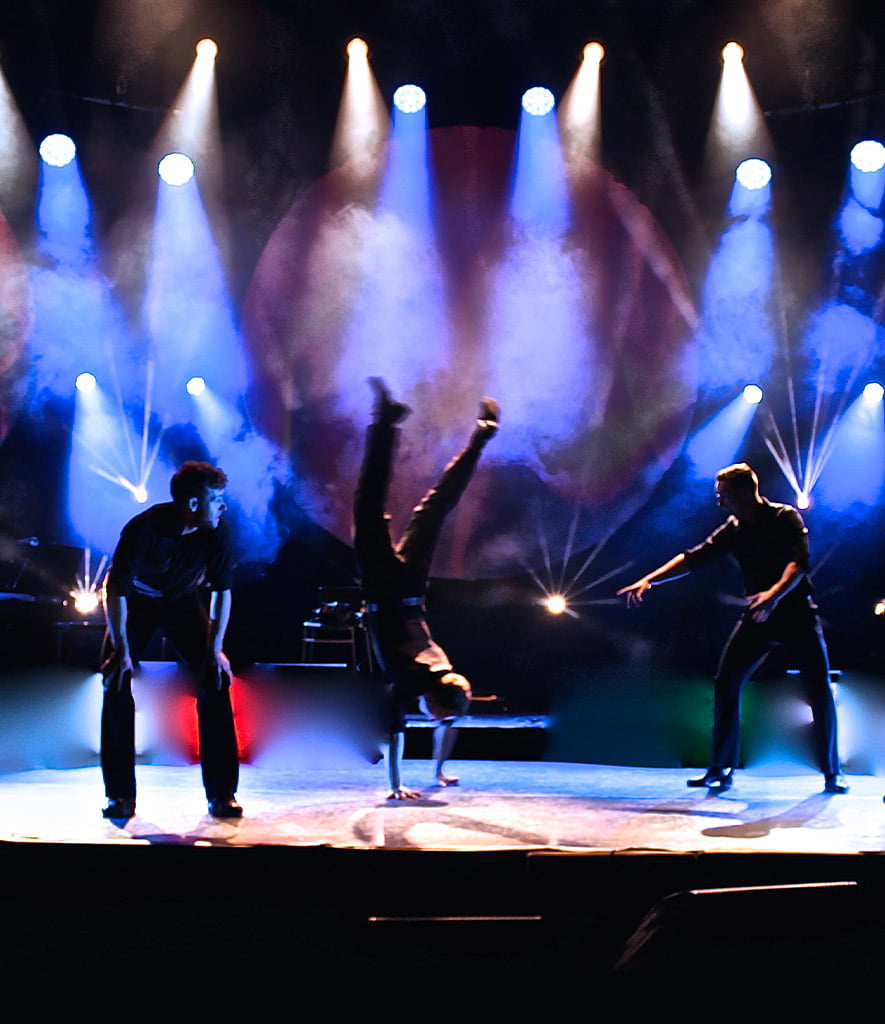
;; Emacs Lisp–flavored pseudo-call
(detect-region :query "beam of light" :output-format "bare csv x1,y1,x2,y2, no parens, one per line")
69,546,107,617
487,78,588,456
767,303,882,506
75,371,97,393
525,503,630,619
36,145,92,270
331,36,388,176
559,42,603,162
334,61,449,420
704,39,772,213
849,141,885,213
686,391,761,479
1,63,39,218
816,388,885,509
695,208,776,392
521,87,555,117
839,196,883,254
393,84,426,114
39,133,76,168
69,379,165,551
158,152,195,185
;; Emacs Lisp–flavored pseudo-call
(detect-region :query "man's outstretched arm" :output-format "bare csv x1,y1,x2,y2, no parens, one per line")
617,553,690,606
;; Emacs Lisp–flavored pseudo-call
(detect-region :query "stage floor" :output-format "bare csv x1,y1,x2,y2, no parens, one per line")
3,759,884,853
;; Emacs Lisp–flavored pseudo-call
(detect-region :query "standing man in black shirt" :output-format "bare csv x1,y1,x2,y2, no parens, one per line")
101,461,241,819
618,463,847,794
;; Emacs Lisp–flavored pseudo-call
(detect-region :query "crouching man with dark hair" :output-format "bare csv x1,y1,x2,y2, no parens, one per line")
100,460,242,820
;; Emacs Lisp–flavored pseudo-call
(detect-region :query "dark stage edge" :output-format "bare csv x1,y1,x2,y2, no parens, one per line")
3,762,885,1006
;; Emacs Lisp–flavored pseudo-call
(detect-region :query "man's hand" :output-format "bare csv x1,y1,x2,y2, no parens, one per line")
618,578,651,606
101,649,133,692
387,786,421,800
747,589,778,622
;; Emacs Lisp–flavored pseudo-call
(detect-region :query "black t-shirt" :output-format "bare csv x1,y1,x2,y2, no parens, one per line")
106,503,233,601
683,499,816,615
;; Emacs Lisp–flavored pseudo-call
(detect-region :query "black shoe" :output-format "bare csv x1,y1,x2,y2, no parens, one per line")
687,768,733,790
102,798,136,819
369,377,411,425
208,797,243,819
478,397,500,430
824,773,849,794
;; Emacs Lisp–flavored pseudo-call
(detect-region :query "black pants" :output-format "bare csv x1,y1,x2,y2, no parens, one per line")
100,591,239,802
353,421,484,708
710,610,840,775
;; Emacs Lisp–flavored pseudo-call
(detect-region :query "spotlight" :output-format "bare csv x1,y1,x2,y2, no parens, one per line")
742,384,763,405
347,38,368,59
545,594,568,615
39,133,76,168
72,590,100,616
875,599,885,617
863,382,884,403
393,84,426,114
721,41,745,64
521,87,555,116
186,376,206,396
133,485,148,504
796,491,810,510
582,42,605,65
735,158,772,191
157,152,195,186
850,140,885,174
75,372,97,393
195,38,218,59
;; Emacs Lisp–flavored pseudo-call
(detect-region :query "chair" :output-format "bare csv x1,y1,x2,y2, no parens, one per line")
301,586,374,670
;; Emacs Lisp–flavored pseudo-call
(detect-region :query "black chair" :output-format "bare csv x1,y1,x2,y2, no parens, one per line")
301,586,374,670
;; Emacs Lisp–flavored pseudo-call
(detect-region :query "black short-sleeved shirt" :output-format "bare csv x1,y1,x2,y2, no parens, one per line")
683,499,816,615
105,503,233,601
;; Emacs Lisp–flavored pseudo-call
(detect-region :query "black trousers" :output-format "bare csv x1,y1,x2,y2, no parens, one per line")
353,422,484,710
710,610,840,775
100,591,239,802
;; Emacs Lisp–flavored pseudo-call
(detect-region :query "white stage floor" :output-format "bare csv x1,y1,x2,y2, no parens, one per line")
2,760,884,853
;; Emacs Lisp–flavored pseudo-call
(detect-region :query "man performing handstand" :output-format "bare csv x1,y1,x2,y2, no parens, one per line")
354,378,499,798
618,463,847,794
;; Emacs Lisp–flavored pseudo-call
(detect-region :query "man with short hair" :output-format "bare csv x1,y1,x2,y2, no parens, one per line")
100,461,241,819
354,379,498,797
619,462,846,794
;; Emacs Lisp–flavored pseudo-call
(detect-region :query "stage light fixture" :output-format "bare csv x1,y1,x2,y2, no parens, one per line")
75,372,97,393
393,84,426,114
133,485,148,504
863,381,884,402
796,491,810,510
875,599,885,617
158,152,195,186
850,140,885,174
186,376,206,396
582,42,605,64
742,384,763,405
72,590,100,616
521,87,555,116
195,38,218,59
39,133,76,168
735,158,771,191
721,41,745,64
545,594,568,615
347,38,368,59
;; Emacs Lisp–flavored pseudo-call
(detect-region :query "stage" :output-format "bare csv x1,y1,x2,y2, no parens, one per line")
1,760,883,853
